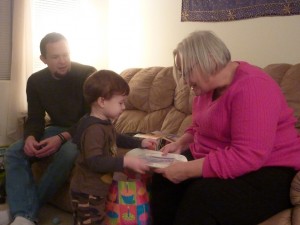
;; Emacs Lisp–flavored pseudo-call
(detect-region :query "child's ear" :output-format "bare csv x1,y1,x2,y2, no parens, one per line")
97,97,105,107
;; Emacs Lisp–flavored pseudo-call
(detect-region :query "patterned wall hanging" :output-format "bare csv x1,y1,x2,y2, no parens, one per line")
181,0,300,22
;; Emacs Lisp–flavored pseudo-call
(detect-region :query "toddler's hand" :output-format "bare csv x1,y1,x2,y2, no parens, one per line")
141,138,157,150
124,155,150,174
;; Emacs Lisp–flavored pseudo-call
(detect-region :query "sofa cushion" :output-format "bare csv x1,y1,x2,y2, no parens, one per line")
121,67,176,112
290,171,300,224
115,67,193,135
116,108,172,133
258,209,291,225
174,78,194,115
263,63,300,132
160,78,193,135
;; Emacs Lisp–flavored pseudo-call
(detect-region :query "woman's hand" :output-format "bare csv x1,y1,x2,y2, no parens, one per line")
155,161,189,183
155,158,204,183
160,141,183,154
161,133,194,154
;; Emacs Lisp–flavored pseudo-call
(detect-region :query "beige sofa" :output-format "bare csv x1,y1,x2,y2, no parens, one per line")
33,63,300,225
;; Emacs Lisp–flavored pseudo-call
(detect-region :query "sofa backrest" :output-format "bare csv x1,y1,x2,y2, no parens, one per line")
115,67,193,136
115,63,300,135
263,63,300,132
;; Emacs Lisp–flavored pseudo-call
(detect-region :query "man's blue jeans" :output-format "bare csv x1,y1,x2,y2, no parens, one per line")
4,126,78,221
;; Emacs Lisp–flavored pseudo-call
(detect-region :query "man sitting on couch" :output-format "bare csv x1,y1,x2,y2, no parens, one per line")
4,32,96,225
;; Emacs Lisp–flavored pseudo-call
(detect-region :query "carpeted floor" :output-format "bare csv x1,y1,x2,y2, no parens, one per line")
39,204,73,225
0,203,73,225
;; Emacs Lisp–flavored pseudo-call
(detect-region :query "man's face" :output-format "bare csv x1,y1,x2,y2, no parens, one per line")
40,39,71,78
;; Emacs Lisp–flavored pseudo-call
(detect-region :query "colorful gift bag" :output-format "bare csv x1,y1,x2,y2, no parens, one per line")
106,172,151,225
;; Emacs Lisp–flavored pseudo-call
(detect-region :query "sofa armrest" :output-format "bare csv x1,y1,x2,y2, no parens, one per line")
290,171,300,224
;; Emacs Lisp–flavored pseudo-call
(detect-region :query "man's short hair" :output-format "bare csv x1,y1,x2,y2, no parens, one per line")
40,32,67,57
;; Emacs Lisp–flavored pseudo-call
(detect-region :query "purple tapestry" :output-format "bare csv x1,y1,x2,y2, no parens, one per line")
181,0,300,22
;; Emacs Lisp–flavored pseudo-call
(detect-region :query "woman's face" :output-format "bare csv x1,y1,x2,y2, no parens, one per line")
174,54,212,96
186,66,212,96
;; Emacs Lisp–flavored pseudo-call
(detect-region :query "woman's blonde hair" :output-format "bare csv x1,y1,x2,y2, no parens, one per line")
173,30,231,83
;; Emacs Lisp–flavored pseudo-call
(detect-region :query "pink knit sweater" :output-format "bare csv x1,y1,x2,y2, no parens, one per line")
186,61,300,179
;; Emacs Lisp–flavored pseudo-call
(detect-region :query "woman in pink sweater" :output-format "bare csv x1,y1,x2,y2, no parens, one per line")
151,31,300,225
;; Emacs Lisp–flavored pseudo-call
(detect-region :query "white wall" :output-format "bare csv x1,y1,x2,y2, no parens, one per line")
1,0,300,145
104,0,300,73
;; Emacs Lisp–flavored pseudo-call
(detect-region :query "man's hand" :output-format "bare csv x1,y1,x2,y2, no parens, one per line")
24,136,40,157
34,135,62,158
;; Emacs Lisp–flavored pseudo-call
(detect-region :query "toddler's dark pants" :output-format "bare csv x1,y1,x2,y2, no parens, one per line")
71,191,106,225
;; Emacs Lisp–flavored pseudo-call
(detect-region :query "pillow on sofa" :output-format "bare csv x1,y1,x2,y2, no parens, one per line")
121,67,176,112
116,67,193,136
264,63,300,132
